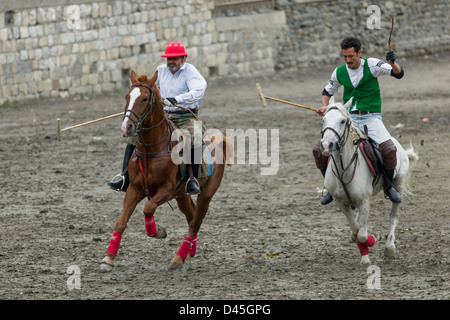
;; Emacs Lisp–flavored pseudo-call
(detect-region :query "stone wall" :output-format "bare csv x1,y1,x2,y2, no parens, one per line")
276,0,450,69
1,0,449,105
0,0,285,105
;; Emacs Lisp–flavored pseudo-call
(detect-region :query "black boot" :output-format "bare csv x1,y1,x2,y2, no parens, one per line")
186,147,201,195
107,144,135,192
383,168,402,203
186,164,201,195
320,169,333,205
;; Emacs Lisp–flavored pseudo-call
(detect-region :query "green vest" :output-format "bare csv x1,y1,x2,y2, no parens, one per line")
336,57,381,113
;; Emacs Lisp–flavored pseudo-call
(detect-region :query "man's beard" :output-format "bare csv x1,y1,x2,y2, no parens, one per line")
168,62,184,73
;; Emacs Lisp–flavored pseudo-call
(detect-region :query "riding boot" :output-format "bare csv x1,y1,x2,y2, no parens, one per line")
107,143,135,192
383,168,402,203
186,147,201,195
312,140,333,205
379,139,401,203
320,168,333,205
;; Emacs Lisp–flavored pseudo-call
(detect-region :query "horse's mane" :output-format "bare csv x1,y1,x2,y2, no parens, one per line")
325,101,352,120
325,100,367,141
135,72,162,103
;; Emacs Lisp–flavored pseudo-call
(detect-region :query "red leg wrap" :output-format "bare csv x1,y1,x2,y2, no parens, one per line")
145,216,157,237
106,232,122,256
189,235,198,257
355,235,375,256
176,236,193,261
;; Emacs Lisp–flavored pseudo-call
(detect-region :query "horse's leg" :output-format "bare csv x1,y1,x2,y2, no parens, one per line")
336,200,360,236
100,189,143,272
385,178,403,257
355,198,376,267
167,196,197,270
170,166,225,269
356,198,370,243
175,196,196,256
385,150,409,257
143,183,174,239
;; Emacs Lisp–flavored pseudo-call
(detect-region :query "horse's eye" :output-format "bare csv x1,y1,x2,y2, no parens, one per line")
340,119,346,125
142,98,148,102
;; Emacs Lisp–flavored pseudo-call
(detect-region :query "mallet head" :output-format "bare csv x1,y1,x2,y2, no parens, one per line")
56,118,62,141
255,83,267,107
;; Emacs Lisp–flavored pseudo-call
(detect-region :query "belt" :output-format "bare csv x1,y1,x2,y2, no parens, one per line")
351,110,373,115
167,108,198,115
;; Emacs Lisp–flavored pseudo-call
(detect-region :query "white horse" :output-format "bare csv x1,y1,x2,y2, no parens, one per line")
320,99,418,267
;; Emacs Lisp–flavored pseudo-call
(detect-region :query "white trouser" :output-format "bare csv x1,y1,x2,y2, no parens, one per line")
351,113,391,145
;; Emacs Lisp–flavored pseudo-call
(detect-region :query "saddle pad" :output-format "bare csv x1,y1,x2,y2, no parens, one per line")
359,140,378,176
179,145,213,179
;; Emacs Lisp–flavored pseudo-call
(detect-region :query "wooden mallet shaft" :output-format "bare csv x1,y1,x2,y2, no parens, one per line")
255,83,318,112
56,112,124,141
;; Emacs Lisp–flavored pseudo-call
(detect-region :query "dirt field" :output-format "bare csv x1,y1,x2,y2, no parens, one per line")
0,52,448,304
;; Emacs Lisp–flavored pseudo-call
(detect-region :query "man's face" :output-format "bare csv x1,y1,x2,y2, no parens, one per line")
166,56,186,73
342,47,361,69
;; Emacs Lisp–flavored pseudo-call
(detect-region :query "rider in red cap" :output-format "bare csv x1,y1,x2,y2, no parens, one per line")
108,41,207,195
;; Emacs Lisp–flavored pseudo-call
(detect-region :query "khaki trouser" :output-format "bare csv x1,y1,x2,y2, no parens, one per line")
167,112,203,148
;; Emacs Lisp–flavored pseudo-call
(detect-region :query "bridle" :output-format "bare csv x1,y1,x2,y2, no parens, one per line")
124,81,174,200
320,106,351,152
321,106,361,209
123,82,157,136
123,81,173,154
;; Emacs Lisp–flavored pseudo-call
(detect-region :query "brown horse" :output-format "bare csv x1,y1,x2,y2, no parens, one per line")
100,70,233,271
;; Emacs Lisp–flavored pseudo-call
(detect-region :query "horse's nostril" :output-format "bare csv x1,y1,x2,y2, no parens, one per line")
125,123,135,136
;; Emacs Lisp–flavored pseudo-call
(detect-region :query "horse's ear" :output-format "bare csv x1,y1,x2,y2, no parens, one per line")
344,97,353,110
130,70,137,84
148,70,158,85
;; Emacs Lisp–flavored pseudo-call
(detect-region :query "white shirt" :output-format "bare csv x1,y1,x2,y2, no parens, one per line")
156,62,207,112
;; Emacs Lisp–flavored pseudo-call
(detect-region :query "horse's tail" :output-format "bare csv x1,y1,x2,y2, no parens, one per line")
403,142,419,196
211,133,234,167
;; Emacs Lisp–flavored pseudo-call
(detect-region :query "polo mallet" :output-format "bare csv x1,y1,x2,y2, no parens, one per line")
255,83,318,113
56,112,124,141
388,16,394,51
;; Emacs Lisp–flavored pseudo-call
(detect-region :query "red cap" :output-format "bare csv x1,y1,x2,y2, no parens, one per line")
161,42,188,57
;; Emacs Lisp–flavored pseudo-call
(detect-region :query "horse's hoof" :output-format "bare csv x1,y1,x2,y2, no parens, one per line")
360,256,372,268
168,256,183,270
154,226,167,239
384,245,396,257
100,257,114,272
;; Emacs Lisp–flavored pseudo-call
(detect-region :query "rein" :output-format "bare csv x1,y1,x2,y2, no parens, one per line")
322,107,362,209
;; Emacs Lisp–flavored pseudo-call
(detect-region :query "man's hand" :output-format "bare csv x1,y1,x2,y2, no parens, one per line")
163,97,177,107
317,106,327,116
386,50,396,64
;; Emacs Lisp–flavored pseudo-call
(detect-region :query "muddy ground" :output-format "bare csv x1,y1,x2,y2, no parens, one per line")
0,52,448,305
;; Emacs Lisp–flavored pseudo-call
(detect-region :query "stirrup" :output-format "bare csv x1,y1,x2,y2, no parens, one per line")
108,173,126,191
185,177,200,195
321,192,333,205
385,187,402,204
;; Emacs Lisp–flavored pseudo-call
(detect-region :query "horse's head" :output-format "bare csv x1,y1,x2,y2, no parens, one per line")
320,99,353,156
121,70,162,137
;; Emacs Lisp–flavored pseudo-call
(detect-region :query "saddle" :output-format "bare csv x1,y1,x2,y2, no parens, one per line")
178,144,213,179
171,127,213,180
357,126,381,177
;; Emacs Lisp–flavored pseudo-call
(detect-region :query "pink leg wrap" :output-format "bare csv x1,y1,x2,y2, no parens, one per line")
145,216,157,237
106,232,122,256
189,235,198,257
355,235,375,256
176,236,194,261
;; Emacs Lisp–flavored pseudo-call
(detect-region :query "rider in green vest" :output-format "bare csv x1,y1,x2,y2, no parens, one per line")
313,37,405,205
